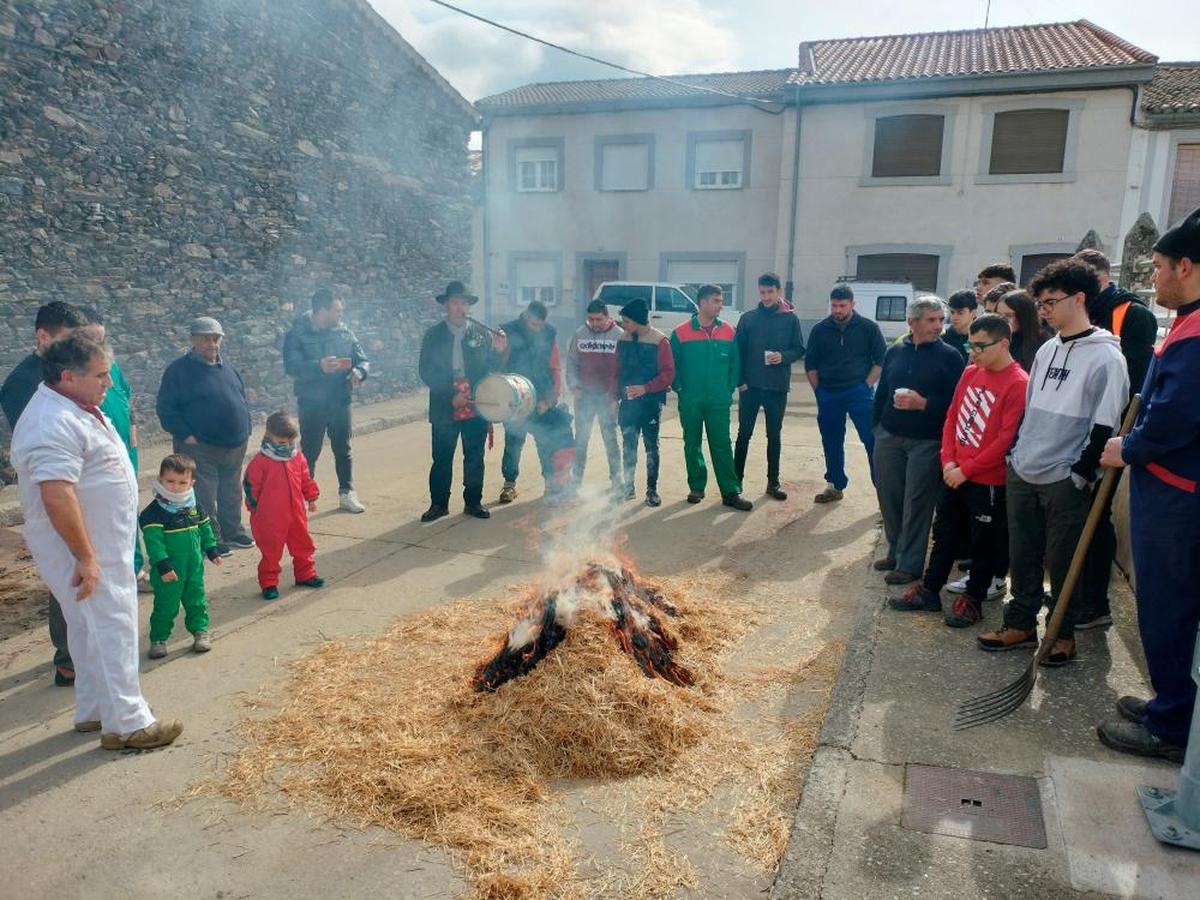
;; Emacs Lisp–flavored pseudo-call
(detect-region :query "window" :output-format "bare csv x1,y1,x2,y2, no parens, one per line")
871,115,945,178
1168,144,1200,227
1019,253,1071,288
689,132,750,191
510,141,562,192
654,286,697,314
598,284,651,308
665,259,740,308
855,253,940,294
514,258,558,306
597,138,652,191
875,296,908,322
988,109,1069,175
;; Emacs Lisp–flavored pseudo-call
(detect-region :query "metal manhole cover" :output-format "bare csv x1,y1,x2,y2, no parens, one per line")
901,765,1047,848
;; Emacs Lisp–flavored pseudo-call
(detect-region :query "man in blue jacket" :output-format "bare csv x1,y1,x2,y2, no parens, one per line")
1097,209,1200,762
156,317,254,555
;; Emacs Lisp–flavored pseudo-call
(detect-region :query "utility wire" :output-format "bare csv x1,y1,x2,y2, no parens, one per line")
425,0,784,110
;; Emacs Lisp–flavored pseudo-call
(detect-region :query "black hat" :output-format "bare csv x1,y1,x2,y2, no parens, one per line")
436,280,478,305
1154,207,1200,263
619,297,649,325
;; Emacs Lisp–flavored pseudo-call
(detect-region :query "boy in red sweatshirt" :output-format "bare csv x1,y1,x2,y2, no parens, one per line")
243,411,322,600
889,314,1028,626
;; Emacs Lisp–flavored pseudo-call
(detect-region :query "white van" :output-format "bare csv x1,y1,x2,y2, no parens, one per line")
593,281,742,332
832,279,915,340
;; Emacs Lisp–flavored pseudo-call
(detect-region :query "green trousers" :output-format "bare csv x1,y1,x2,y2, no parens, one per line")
148,564,209,642
679,401,741,497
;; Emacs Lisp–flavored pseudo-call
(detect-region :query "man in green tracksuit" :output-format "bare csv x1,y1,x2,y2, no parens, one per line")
670,284,753,511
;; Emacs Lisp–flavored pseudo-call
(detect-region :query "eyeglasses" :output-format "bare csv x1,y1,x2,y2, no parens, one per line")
1035,294,1073,310
968,339,1003,353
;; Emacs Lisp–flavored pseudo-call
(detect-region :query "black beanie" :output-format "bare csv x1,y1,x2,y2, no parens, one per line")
1154,207,1200,262
620,297,649,326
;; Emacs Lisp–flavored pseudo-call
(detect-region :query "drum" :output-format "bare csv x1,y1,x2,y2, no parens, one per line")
473,373,536,423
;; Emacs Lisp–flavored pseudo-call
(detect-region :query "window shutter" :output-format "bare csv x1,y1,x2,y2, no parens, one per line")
989,109,1069,175
1019,253,1071,287
871,115,945,177
1168,144,1200,227
855,254,940,293
695,139,744,173
601,143,649,191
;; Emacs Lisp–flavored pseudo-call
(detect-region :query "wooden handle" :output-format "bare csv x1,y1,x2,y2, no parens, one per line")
1040,394,1142,652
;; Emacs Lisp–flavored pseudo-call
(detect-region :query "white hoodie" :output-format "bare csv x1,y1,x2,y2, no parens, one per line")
1009,327,1129,485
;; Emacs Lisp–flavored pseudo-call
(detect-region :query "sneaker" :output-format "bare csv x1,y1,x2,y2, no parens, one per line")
227,533,256,550
464,504,491,519
624,484,636,501
191,631,212,653
888,582,941,612
686,491,705,504
977,626,1038,652
1117,695,1148,723
74,720,101,733
215,543,233,558
644,490,662,508
262,586,279,601
1074,613,1113,631
766,483,788,501
148,641,168,659
338,490,365,514
1097,719,1185,763
721,493,752,511
498,482,517,504
297,576,325,588
946,576,1007,600
54,665,75,686
100,719,184,751
814,484,843,504
1038,637,1076,667
944,596,982,628
872,557,897,572
136,571,154,594
883,569,919,586
420,504,449,523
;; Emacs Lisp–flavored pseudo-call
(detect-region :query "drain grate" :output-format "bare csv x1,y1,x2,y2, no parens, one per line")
901,764,1047,848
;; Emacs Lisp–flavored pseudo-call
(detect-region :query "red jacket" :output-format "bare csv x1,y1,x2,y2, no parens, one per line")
940,362,1029,486
243,451,319,538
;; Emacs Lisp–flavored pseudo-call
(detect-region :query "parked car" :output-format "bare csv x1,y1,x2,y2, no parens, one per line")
832,279,915,340
593,281,742,332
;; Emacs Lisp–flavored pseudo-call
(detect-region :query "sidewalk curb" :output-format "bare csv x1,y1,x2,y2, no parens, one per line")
771,529,885,900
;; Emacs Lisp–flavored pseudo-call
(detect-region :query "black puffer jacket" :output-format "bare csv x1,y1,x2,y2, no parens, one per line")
282,313,369,406
1086,283,1157,398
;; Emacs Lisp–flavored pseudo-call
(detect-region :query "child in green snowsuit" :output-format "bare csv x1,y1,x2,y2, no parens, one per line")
140,453,222,658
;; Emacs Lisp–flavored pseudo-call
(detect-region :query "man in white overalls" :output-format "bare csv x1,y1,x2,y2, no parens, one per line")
12,333,183,750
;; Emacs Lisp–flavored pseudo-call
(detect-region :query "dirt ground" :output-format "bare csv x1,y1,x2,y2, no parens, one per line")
0,527,50,647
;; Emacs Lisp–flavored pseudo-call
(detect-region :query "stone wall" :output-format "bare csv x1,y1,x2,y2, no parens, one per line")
0,0,475,467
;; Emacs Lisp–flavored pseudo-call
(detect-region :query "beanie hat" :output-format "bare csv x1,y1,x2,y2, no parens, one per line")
620,297,649,326
1154,207,1200,262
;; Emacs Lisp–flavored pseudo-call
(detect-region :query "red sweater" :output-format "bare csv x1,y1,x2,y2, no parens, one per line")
940,362,1029,486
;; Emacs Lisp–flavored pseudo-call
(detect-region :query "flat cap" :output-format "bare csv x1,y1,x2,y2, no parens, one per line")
188,316,225,336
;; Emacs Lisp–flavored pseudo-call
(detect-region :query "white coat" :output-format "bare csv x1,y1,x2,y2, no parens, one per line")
12,384,154,736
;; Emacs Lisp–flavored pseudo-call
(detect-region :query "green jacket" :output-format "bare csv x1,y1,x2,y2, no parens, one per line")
139,499,219,579
101,359,133,452
670,316,740,407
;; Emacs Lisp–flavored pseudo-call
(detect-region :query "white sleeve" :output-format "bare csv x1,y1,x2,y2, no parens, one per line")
21,422,84,485
1095,350,1131,430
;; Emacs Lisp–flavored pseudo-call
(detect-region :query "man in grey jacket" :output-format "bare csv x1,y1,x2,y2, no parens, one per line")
283,288,370,513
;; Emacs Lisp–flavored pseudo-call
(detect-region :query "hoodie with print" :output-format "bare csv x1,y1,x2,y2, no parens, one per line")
1009,327,1129,486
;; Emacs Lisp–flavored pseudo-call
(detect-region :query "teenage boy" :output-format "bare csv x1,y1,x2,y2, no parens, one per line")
976,263,1016,305
942,290,978,361
617,297,674,507
568,300,623,491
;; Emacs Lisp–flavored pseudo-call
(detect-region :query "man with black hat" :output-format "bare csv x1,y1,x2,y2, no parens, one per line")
156,316,255,555
418,281,507,522
283,287,370,514
1096,208,1200,762
616,297,674,506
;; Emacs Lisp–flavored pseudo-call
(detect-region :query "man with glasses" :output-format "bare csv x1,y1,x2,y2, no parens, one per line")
978,259,1128,665
889,315,1027,626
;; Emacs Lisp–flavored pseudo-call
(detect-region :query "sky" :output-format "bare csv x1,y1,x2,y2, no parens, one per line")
367,0,1196,102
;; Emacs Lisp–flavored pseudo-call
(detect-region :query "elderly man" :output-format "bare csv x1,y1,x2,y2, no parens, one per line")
872,296,965,584
156,317,254,555
12,333,182,749
283,288,370,514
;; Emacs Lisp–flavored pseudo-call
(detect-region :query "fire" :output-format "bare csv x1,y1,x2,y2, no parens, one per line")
473,561,695,692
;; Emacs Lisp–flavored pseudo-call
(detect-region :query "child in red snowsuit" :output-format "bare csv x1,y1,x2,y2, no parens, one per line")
243,411,323,600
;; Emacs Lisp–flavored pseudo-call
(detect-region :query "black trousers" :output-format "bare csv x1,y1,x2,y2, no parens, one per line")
299,399,353,493
429,418,488,507
924,481,1007,600
734,387,787,484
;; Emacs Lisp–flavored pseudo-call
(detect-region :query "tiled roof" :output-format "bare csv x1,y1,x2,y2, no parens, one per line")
792,19,1156,86
1142,63,1200,115
475,69,792,110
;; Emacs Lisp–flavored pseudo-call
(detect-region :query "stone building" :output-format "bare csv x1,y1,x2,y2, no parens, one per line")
0,0,476,459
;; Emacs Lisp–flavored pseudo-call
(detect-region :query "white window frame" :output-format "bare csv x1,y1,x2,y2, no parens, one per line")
859,103,956,187
509,252,563,311
594,134,655,192
687,131,751,192
508,138,564,194
975,99,1084,186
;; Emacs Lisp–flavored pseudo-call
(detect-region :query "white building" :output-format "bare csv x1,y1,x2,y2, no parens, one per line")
476,21,1169,325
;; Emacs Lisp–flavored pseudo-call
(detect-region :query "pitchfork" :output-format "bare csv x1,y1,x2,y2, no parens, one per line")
955,394,1143,730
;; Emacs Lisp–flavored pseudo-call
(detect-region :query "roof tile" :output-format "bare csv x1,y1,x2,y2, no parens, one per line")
1142,63,1200,114
476,69,792,109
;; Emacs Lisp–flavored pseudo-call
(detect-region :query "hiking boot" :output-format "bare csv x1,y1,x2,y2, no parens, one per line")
1074,613,1113,631
227,533,256,551
338,490,366,514
148,641,168,659
977,626,1038,652
888,582,941,612
944,595,982,628
872,557,897,572
54,665,75,686
644,490,662,508
947,575,1007,600
883,569,919,586
262,586,279,601
722,494,752,511
74,720,101,733
766,482,788,501
421,504,449,523
1039,638,1076,667
498,482,517,504
191,631,211,653
464,504,491,519
1097,719,1185,763
298,576,325,588
686,491,705,504
1117,696,1149,723
814,483,843,504
101,719,184,751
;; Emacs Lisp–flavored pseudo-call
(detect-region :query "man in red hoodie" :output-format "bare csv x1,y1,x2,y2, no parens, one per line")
568,299,623,493
889,314,1028,626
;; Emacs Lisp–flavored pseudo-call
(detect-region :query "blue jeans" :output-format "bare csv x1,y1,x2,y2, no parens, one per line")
815,383,876,491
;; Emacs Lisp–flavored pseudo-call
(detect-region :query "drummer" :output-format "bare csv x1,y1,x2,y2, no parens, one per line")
417,280,507,522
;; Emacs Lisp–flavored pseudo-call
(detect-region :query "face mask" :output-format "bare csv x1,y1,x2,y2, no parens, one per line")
261,438,298,461
155,481,195,513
